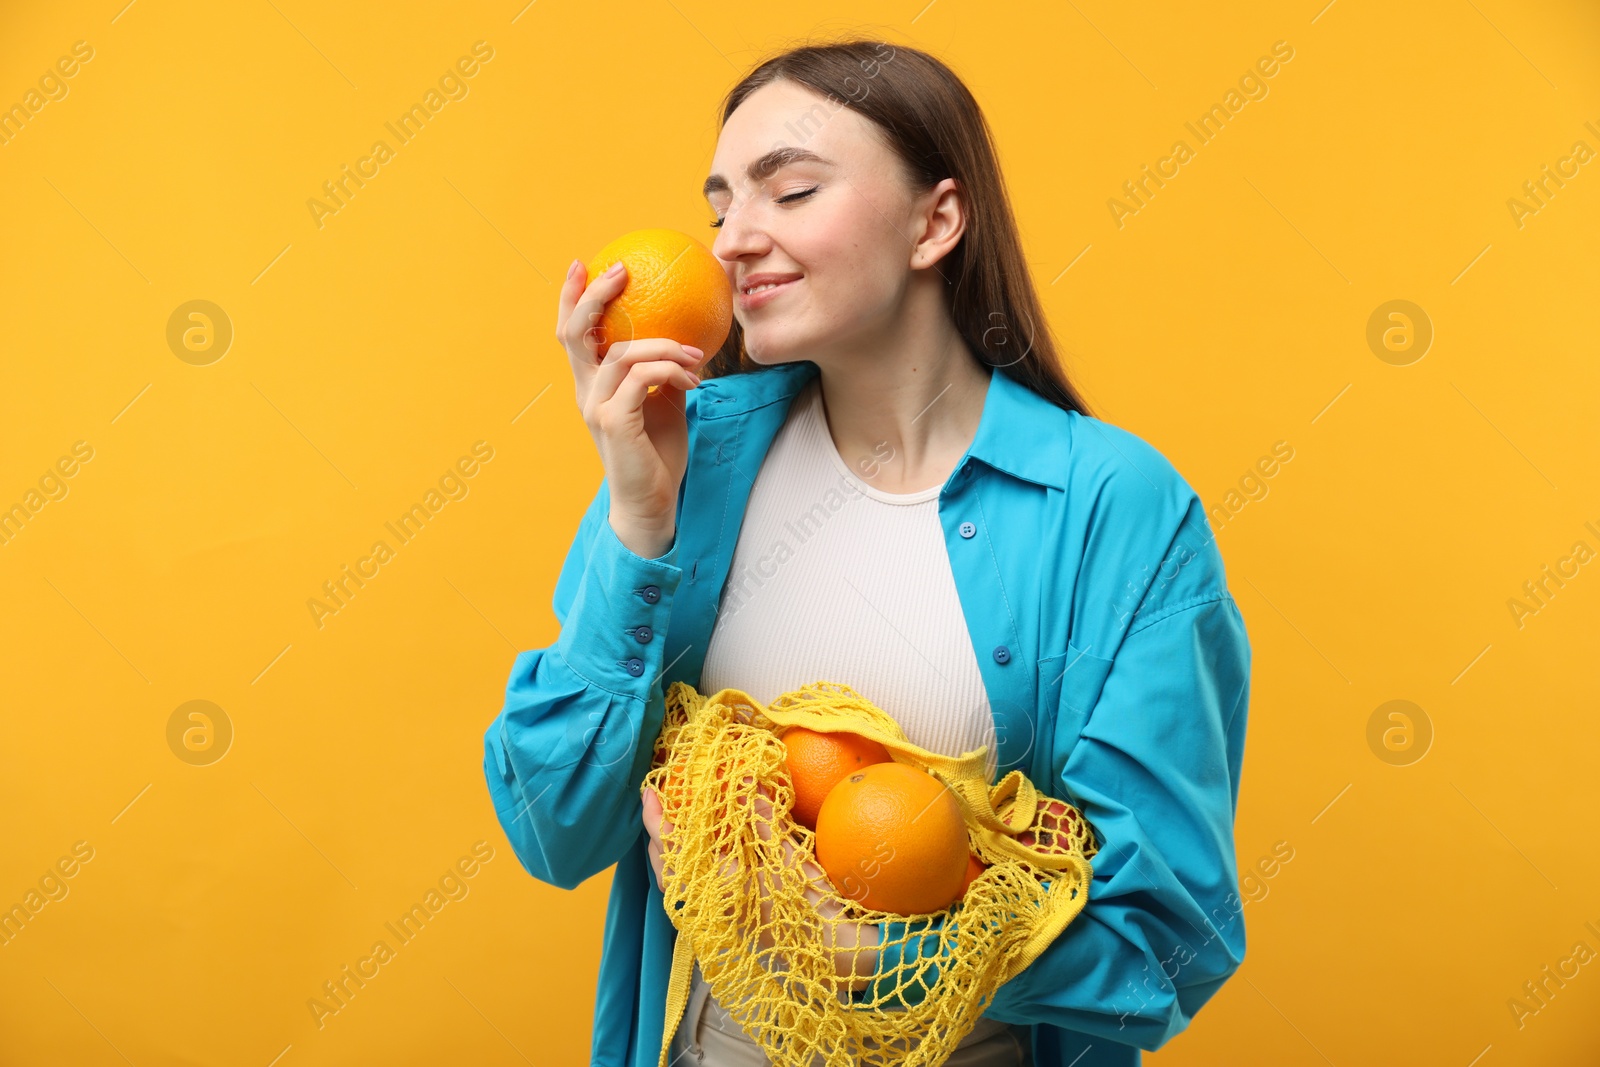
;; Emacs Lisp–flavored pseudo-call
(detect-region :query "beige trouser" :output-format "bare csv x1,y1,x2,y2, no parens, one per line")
667,960,1034,1067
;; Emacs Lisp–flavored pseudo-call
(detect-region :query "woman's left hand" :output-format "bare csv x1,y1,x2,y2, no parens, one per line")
738,780,881,990
641,783,675,894
648,775,881,991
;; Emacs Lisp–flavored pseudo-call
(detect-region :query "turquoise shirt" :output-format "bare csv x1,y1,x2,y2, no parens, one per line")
483,359,1251,1066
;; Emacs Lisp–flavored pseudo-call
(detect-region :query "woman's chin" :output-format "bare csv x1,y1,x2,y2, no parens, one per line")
742,328,812,367
741,339,787,366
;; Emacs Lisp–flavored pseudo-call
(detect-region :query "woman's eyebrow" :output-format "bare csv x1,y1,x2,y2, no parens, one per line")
703,147,834,199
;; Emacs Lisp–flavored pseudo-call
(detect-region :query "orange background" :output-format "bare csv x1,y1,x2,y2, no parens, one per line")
2,2,1597,1064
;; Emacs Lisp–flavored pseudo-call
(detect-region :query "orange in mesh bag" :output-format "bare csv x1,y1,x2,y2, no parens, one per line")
643,680,1099,1067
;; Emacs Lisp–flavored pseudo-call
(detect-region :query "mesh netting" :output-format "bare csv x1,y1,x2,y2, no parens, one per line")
643,680,1098,1067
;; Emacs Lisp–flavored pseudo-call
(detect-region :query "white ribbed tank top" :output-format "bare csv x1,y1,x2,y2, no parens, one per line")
677,377,1020,1061
700,376,1000,784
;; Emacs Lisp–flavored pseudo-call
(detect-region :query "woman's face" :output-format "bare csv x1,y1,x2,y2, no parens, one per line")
705,79,935,366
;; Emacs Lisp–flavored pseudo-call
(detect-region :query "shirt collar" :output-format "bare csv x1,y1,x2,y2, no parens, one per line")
962,363,1070,492
699,358,1069,492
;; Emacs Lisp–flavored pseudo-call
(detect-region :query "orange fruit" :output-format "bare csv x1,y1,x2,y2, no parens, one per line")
656,754,696,809
781,727,893,830
585,229,733,371
814,762,969,916
958,852,989,896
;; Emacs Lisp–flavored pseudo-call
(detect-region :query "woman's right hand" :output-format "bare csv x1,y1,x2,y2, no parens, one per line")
557,258,705,559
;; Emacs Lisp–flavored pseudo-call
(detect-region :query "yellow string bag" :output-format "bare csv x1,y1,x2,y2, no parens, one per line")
643,680,1099,1067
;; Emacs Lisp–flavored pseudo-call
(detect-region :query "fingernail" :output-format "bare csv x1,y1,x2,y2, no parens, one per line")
689,373,702,385
605,261,626,277
568,259,582,279
681,345,702,358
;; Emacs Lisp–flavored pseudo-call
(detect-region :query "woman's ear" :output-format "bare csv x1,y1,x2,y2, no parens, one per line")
910,177,965,272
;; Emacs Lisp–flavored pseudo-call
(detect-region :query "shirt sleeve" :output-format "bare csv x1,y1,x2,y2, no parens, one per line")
864,592,1252,1053
481,476,684,891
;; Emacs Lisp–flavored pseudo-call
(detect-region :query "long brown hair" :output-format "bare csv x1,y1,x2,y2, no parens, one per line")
700,37,1092,417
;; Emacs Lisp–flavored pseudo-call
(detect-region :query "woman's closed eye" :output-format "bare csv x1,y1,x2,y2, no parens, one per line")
711,186,819,229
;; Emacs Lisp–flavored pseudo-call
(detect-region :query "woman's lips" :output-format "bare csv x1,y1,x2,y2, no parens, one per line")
738,277,800,310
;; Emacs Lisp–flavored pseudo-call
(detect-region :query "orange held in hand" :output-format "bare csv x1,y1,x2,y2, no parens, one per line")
815,762,969,916
585,228,733,370
781,727,893,831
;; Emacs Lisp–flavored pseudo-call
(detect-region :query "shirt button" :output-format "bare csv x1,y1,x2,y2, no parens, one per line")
959,521,976,538
639,585,661,604
632,625,653,644
624,657,645,677
992,645,1011,665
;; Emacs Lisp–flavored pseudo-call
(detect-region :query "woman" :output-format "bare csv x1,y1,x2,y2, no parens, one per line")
482,39,1252,1067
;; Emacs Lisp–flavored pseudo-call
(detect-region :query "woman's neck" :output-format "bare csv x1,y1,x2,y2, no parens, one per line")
810,307,992,495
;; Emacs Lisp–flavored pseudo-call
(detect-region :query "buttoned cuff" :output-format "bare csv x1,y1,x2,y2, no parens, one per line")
553,515,682,694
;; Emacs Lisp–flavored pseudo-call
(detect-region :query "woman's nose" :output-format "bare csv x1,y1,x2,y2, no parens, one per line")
712,202,769,259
